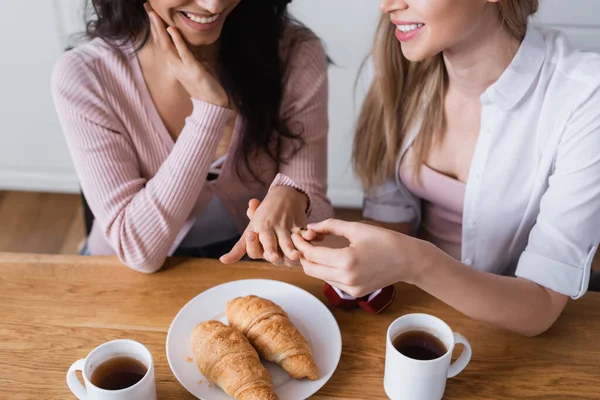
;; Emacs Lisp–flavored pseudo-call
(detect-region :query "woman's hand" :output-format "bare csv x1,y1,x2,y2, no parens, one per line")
220,187,313,266
291,219,427,297
144,3,229,107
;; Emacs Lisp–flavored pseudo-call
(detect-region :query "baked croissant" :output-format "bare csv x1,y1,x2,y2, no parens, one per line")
190,320,279,400
226,295,319,380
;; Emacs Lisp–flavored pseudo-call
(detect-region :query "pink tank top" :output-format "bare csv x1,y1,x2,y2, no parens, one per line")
399,151,466,260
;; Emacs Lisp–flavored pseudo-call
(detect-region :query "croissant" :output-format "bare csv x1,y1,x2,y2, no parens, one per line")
226,295,319,381
190,320,279,400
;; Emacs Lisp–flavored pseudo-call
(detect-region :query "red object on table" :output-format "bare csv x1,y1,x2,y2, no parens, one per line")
323,283,396,314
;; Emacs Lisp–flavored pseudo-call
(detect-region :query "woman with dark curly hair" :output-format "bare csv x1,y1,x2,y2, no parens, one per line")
52,0,332,273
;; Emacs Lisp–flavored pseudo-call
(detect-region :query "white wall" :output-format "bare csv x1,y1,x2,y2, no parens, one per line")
0,1,78,193
0,1,599,207
534,0,600,53
289,0,381,207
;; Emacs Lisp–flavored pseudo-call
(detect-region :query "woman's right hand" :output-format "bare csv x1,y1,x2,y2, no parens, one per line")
144,3,229,108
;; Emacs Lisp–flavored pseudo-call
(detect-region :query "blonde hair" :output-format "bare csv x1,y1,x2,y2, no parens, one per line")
353,0,539,190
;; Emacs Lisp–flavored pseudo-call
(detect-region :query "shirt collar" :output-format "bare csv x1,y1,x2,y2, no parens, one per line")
482,25,547,111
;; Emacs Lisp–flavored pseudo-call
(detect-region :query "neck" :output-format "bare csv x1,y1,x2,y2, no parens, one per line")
443,8,522,99
140,36,220,69
189,41,220,66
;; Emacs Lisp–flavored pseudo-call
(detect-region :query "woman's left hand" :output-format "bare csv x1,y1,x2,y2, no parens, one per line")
291,219,427,297
220,187,311,266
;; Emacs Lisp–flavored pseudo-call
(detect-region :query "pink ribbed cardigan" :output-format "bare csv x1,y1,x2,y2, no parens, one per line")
51,31,332,273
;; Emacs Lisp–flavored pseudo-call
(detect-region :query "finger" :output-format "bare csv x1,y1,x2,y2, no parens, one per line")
148,12,165,48
292,233,350,268
299,258,346,285
259,230,280,264
283,256,301,268
246,199,261,220
219,237,247,264
301,228,321,241
166,26,196,64
311,234,326,242
145,5,159,44
299,228,325,242
275,228,300,261
272,250,289,267
245,231,264,260
149,11,174,53
306,219,357,239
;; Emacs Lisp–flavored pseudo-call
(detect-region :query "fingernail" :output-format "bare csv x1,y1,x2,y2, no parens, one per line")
143,3,150,12
247,233,256,242
307,223,315,229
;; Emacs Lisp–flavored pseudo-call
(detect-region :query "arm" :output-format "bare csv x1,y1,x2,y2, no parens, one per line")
271,34,333,223
294,220,569,336
221,34,333,265
294,87,600,336
413,245,569,337
363,219,411,235
52,51,232,273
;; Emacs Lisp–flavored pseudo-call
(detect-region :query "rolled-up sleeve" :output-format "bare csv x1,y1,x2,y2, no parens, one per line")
515,88,600,299
363,175,422,232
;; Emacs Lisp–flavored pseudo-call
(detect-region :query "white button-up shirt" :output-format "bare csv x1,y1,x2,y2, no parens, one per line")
363,26,600,299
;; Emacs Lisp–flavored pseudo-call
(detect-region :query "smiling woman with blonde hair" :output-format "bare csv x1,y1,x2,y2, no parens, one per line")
291,0,600,336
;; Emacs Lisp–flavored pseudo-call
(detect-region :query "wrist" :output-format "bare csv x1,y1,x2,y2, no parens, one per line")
405,238,439,287
270,186,309,212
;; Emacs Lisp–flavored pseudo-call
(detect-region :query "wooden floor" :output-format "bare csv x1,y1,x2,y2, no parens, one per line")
0,191,85,254
0,191,362,255
0,190,597,272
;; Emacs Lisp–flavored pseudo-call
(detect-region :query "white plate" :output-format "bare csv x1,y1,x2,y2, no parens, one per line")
166,279,342,400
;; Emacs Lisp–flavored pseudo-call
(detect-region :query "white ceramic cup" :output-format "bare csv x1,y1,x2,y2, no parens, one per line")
66,339,157,400
384,314,472,400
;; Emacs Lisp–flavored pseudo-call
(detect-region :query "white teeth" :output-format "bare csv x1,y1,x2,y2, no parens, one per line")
183,11,219,24
396,23,424,33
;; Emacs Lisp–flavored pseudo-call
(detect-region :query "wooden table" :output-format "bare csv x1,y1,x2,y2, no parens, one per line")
1,253,599,400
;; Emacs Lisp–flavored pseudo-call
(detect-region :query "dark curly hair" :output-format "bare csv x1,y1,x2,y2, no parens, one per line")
85,0,310,181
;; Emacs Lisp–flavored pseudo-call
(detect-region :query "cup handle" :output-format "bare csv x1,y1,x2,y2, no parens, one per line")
447,332,472,378
67,359,88,399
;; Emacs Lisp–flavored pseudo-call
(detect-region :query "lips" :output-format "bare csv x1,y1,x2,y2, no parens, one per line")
396,23,424,33
177,9,223,32
392,21,425,42
179,10,220,24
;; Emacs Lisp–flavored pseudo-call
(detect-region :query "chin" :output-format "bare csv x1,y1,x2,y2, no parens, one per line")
400,44,440,63
183,33,221,47
175,25,222,47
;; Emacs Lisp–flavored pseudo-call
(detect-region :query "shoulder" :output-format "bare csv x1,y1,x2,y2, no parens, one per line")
51,39,133,130
537,27,600,108
280,22,328,75
51,38,132,96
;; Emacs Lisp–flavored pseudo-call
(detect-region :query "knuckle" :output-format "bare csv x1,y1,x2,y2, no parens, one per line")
344,273,359,287
304,249,315,262
342,253,357,271
255,221,271,232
